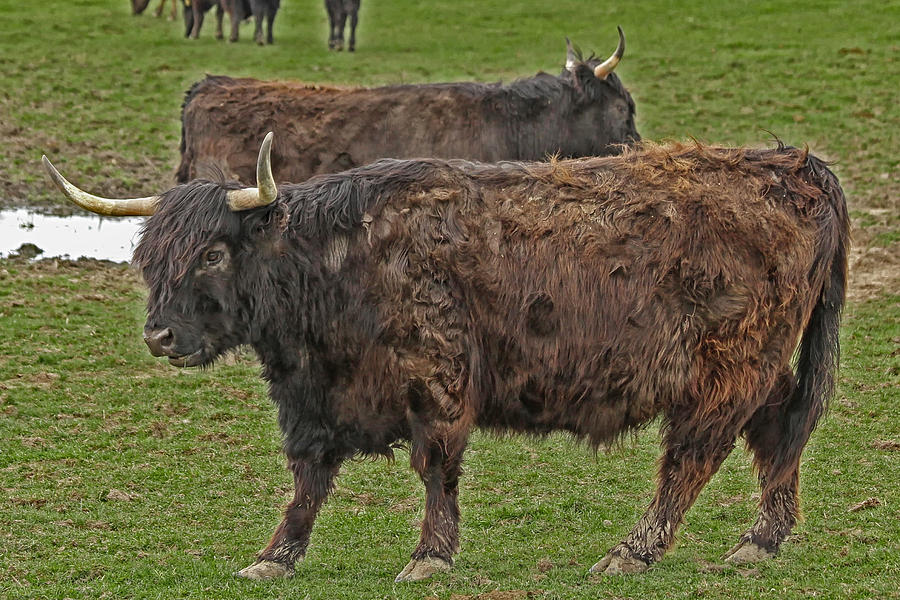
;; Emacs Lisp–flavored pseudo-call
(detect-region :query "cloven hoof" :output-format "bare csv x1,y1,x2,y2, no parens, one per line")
394,556,452,582
235,559,295,580
723,540,776,565
589,552,650,575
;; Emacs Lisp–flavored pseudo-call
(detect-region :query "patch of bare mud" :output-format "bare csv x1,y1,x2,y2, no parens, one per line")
848,208,900,302
0,100,173,214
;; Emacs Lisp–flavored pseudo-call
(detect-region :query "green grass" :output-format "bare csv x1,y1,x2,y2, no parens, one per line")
1,1,899,598
1,260,898,599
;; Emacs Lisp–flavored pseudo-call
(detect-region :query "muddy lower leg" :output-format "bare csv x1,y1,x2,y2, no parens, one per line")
237,457,342,579
730,371,804,562
593,418,741,574
396,437,465,581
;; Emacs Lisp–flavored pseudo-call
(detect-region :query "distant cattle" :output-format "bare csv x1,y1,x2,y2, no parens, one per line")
132,0,177,20
249,0,280,45
183,0,224,39
44,134,848,581
176,28,639,184
183,0,279,44
325,0,360,51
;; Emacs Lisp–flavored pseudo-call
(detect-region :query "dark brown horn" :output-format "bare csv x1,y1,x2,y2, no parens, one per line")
41,156,159,216
225,132,278,211
593,26,626,80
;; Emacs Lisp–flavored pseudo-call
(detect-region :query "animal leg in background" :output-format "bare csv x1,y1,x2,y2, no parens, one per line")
225,0,248,42
155,0,177,19
592,404,747,574
214,2,225,39
727,369,805,563
326,1,341,50
264,3,276,44
346,3,358,51
250,0,275,44
396,433,467,582
188,3,204,38
236,457,343,579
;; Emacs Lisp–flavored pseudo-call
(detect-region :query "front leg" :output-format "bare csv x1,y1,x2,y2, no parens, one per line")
214,4,224,39
228,3,242,42
237,457,342,579
347,10,357,51
396,433,467,582
189,5,203,38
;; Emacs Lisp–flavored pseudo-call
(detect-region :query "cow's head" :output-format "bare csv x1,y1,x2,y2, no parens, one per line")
562,27,640,148
43,133,281,368
131,0,152,15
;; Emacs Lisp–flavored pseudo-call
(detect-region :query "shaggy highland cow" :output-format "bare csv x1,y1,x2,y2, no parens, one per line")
43,134,848,582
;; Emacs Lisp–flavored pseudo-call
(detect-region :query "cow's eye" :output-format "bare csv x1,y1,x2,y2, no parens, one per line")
205,250,223,266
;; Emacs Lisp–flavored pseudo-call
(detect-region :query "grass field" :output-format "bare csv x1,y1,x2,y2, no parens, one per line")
1,1,898,599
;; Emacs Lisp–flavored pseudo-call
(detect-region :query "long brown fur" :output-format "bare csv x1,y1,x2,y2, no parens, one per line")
132,141,848,577
175,60,639,184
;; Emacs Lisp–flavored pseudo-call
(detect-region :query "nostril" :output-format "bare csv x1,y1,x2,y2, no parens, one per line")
158,328,174,350
144,327,176,355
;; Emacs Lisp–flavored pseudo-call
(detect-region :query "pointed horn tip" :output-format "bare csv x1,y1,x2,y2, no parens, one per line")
41,155,67,189
41,155,56,175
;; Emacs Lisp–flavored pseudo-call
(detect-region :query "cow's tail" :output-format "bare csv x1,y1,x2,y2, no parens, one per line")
771,152,850,482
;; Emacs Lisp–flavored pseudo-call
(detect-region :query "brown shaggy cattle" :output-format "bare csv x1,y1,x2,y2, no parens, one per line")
43,138,848,581
175,30,639,184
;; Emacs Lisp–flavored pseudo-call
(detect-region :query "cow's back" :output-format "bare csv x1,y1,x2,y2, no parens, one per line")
316,144,831,446
178,75,562,184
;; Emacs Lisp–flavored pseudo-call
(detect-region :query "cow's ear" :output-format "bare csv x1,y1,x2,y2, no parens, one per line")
247,205,285,239
564,37,581,72
570,64,595,93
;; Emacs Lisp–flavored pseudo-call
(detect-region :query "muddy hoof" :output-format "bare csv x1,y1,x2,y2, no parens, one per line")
723,540,776,565
394,556,451,582
590,552,649,575
235,559,294,580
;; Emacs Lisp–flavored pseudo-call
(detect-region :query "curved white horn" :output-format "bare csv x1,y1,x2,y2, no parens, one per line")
226,131,278,211
41,156,159,216
593,26,626,80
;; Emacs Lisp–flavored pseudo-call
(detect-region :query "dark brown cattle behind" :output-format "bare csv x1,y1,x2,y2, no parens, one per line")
176,41,639,184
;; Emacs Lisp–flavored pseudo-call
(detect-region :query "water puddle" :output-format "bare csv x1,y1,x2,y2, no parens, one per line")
0,209,144,262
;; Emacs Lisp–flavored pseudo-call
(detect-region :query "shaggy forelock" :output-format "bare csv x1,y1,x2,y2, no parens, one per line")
133,180,242,306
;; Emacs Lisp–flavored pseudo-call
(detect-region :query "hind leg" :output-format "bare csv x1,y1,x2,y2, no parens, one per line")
347,9,357,51
592,409,745,574
726,370,805,563
265,7,276,44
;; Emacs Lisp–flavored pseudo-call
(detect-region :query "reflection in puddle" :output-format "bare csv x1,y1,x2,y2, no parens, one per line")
0,209,144,262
